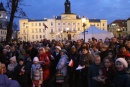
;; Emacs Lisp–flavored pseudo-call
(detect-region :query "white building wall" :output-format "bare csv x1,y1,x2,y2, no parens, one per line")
19,15,107,42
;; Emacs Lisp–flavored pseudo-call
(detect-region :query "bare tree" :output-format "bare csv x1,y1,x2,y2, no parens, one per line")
6,0,26,43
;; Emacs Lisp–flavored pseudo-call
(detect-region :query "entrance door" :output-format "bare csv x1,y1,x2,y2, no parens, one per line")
68,34,71,40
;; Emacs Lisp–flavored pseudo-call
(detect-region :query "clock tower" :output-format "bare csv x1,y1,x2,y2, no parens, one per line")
64,0,71,14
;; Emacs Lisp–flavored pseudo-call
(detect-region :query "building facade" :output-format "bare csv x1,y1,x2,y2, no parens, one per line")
0,2,7,41
19,0,107,42
127,18,130,34
108,20,128,37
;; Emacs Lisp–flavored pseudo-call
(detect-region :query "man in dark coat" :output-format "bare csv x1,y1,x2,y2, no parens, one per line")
78,47,94,87
10,45,19,61
27,44,38,61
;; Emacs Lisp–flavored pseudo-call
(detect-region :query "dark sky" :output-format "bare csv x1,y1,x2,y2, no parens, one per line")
2,0,130,24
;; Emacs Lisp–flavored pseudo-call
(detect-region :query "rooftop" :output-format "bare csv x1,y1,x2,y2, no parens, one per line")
89,19,100,22
112,20,127,27
28,19,47,22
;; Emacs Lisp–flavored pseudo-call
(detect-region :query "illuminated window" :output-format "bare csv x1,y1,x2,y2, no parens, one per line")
39,29,41,32
51,29,53,33
59,29,60,31
78,27,80,31
35,23,37,26
103,23,105,26
51,22,53,26
32,35,34,39
36,35,38,39
58,23,60,25
36,29,38,33
39,23,41,26
32,29,34,33
40,35,42,38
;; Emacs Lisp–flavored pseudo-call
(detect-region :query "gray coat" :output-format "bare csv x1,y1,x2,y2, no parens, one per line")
57,54,68,76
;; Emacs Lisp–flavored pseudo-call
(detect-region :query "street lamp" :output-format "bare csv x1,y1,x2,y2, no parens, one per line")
82,16,86,42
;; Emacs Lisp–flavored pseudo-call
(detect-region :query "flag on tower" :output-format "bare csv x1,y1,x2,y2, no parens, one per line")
43,23,48,30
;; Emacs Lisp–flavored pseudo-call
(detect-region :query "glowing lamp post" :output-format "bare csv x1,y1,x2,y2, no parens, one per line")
82,16,86,42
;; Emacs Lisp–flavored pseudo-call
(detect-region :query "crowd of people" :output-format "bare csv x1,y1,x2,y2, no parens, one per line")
0,36,130,87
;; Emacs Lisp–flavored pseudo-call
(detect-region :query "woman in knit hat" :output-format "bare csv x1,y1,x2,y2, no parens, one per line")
114,58,130,87
37,47,50,87
7,56,18,79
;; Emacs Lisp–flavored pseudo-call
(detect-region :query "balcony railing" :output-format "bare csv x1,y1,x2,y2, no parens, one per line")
50,31,55,34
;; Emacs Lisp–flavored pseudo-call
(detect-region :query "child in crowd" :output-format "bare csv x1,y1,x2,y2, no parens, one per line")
88,55,101,87
31,57,43,87
98,57,116,87
114,58,130,87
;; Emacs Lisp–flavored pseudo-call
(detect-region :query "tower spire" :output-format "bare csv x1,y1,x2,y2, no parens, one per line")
64,0,71,14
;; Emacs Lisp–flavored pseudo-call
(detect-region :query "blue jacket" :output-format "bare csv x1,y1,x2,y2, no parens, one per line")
0,74,20,87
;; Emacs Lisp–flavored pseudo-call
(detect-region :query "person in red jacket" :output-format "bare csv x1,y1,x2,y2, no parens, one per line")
37,47,50,87
45,46,51,61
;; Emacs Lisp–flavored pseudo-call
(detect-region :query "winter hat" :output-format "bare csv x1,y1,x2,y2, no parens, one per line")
33,57,39,62
55,46,61,50
115,58,128,68
10,56,16,62
3,49,7,52
18,58,24,62
5,45,10,49
60,49,67,54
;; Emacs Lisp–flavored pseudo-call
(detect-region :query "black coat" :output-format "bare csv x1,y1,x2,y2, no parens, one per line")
50,52,61,75
114,70,130,87
10,50,19,60
88,63,101,87
0,53,6,64
13,64,30,87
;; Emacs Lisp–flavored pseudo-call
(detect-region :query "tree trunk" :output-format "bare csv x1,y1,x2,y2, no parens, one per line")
6,15,14,43
6,0,19,44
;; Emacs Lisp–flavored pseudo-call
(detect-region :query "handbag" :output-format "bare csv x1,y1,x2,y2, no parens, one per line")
56,70,64,83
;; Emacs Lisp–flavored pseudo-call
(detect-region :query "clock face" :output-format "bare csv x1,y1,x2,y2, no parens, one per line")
67,4,69,7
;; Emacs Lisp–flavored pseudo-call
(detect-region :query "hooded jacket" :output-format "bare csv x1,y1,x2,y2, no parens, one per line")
57,54,68,76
